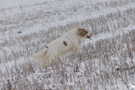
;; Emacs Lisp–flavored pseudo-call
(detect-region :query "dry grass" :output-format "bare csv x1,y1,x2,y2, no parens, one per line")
0,0,135,90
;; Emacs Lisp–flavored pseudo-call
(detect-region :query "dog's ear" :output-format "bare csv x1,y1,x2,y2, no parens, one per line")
77,28,88,36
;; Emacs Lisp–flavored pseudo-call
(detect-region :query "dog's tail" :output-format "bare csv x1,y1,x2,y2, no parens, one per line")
33,47,53,68
33,47,48,63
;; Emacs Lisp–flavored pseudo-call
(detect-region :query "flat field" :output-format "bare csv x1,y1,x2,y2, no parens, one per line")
0,0,135,89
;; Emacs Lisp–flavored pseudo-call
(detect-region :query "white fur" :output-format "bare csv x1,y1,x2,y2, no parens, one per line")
33,28,91,68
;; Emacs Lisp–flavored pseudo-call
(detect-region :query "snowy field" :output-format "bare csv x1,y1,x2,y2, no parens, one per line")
0,0,135,90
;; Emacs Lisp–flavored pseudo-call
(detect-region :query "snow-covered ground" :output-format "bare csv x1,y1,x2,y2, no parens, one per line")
0,0,135,89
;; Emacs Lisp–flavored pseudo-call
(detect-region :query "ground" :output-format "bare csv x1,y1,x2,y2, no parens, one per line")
0,0,135,90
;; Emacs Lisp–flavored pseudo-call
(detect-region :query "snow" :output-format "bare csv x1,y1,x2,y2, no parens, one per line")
0,0,135,89
0,0,112,8
129,83,135,90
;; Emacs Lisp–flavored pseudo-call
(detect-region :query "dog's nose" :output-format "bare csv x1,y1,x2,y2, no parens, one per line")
87,35,90,38
87,34,92,39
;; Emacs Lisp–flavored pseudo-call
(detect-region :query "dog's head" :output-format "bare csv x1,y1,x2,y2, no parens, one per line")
77,28,92,39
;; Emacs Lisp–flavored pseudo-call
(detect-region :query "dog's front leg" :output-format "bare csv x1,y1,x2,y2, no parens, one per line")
72,45,80,53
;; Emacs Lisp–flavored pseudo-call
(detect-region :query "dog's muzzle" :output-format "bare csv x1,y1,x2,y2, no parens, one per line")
87,35,90,38
86,34,92,39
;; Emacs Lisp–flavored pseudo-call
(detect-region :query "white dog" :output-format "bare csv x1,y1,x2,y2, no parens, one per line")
33,28,92,68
